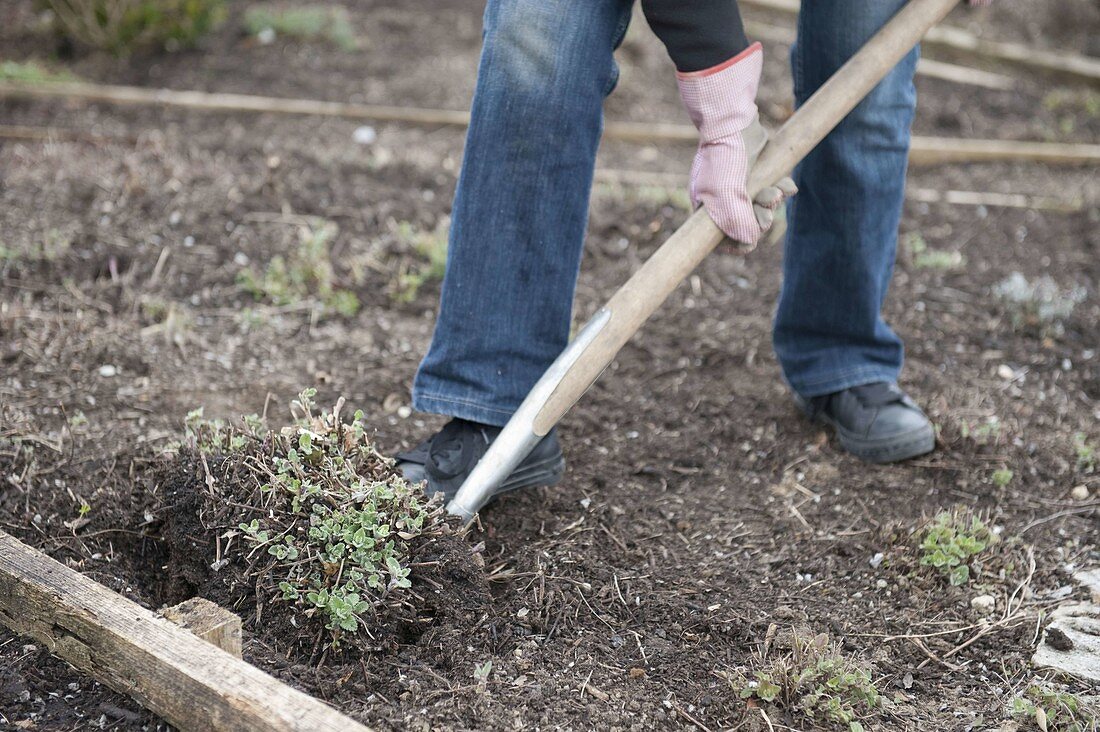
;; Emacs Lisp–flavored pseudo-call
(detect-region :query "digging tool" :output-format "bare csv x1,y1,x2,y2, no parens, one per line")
447,0,963,522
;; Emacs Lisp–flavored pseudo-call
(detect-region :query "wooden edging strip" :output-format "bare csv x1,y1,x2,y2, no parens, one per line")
0,530,372,732
3,80,1099,167
743,20,1016,90
739,0,1100,85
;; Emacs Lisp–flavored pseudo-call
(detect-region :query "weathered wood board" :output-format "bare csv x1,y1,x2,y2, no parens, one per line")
0,530,371,732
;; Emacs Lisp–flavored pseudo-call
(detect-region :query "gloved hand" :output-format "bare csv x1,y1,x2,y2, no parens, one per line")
676,42,797,251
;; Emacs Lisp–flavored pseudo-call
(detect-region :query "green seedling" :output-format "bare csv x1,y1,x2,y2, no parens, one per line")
959,417,1002,446
184,389,440,646
393,220,449,302
731,631,881,732
237,221,359,317
1010,682,1099,732
473,660,493,682
919,510,997,586
0,60,77,83
904,232,964,271
244,4,358,50
992,468,1014,488
1074,433,1095,474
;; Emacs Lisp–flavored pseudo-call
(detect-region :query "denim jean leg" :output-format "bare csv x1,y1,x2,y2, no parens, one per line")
773,0,919,399
413,0,634,426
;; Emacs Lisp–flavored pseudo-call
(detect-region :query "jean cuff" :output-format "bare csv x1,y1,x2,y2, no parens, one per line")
411,391,516,428
785,366,901,400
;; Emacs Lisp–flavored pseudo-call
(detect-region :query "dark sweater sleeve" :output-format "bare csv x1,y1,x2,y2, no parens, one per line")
640,0,750,73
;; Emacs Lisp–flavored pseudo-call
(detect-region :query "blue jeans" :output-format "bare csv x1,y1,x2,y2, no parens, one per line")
413,0,919,426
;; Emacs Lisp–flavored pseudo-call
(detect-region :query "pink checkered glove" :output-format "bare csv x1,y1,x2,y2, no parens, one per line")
676,42,797,251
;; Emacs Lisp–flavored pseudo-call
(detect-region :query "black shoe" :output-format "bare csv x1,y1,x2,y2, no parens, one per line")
795,382,935,464
395,418,566,502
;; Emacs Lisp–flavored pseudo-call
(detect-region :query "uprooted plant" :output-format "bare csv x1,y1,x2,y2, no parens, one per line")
177,389,450,649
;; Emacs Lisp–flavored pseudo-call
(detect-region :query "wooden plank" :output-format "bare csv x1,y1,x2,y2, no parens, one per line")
744,20,1016,90
163,598,243,658
0,530,372,732
740,0,1100,85
3,80,1098,167
908,137,1100,166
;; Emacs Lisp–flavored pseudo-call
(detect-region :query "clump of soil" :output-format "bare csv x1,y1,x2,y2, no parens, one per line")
150,392,492,666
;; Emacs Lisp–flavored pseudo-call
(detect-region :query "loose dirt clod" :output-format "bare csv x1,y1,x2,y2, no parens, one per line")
157,389,490,659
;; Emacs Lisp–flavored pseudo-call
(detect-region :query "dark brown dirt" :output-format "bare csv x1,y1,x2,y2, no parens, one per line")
1,1,1098,730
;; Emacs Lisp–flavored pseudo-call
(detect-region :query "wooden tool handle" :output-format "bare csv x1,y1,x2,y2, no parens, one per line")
531,0,961,435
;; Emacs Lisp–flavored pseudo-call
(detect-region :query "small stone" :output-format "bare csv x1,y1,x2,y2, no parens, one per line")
875,579,888,589
98,364,118,378
353,126,377,145
183,236,195,247
257,27,276,44
396,406,412,419
233,252,250,266
1071,485,1090,501
869,552,885,569
516,607,529,618
971,594,996,614
168,210,182,226
1045,627,1074,652
997,364,1017,380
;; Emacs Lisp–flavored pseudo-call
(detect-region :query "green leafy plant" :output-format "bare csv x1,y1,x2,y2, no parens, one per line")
919,510,997,586
904,232,964,271
1074,433,1095,474
237,221,359,317
243,4,358,50
730,631,881,731
1010,682,1098,732
0,60,78,83
42,0,226,54
393,220,449,302
992,468,1014,488
959,417,1002,446
182,390,442,646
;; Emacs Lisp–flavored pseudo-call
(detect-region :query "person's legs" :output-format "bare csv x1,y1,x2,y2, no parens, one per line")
773,0,919,399
412,0,634,426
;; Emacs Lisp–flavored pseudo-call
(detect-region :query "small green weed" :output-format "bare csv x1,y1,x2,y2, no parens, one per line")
182,390,443,646
393,220,449,302
904,232,964,271
992,468,1014,488
959,417,1002,446
237,221,359,317
0,60,77,83
730,631,881,731
0,230,72,265
1010,682,1099,732
244,4,358,50
43,0,226,54
919,510,997,586
1074,433,1095,474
